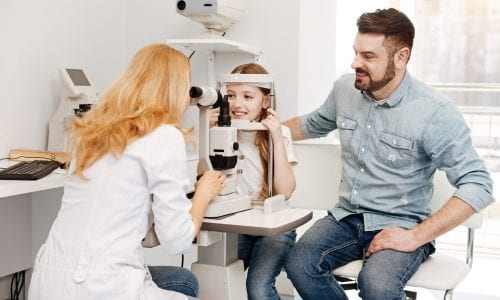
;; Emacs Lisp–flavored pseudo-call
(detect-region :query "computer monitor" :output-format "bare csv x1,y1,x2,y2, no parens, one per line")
58,68,98,99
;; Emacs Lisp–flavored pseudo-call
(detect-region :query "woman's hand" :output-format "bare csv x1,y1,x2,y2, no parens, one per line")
190,171,225,236
195,170,225,202
261,108,284,144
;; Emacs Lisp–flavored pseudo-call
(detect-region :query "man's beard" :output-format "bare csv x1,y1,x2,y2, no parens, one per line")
354,59,395,93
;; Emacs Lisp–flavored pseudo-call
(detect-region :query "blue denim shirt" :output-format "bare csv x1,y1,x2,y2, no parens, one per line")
300,72,494,231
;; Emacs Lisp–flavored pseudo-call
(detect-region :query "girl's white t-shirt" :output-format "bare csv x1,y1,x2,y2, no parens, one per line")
235,125,297,201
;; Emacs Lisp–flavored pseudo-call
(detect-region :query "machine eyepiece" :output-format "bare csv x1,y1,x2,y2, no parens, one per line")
177,0,186,10
189,86,203,98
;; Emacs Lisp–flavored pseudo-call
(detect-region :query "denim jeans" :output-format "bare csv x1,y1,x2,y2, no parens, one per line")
238,230,297,300
148,265,199,299
284,213,434,300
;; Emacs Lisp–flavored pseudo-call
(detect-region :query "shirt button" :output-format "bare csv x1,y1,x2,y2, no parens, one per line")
360,168,365,172
361,147,366,153
392,140,397,145
353,190,358,195
239,155,245,159
341,122,345,127
367,124,372,129
237,169,243,174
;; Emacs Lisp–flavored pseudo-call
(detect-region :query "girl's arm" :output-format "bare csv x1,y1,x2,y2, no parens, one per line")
262,109,296,199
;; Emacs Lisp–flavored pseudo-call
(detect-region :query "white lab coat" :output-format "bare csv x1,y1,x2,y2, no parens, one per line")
28,125,195,300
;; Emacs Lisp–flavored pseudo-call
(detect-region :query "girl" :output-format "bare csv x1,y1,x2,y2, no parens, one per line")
28,44,225,300
216,63,297,300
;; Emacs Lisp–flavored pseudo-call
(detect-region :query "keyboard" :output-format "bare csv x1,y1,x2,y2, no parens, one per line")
0,160,60,180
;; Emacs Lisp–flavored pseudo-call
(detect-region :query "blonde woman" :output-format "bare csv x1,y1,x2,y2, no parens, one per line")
28,44,225,300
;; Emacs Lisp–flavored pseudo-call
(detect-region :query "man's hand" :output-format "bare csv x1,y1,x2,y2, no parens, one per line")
366,227,420,256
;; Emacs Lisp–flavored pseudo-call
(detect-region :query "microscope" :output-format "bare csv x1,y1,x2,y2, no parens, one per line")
47,68,99,152
191,73,277,218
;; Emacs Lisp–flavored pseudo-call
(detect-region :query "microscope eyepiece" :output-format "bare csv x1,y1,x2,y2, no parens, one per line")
190,86,221,107
189,86,203,98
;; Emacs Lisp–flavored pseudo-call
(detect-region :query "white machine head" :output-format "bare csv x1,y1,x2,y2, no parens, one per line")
48,68,99,152
176,0,247,32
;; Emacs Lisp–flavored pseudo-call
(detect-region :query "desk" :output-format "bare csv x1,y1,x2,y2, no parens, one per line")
0,171,66,198
192,206,313,300
0,163,67,277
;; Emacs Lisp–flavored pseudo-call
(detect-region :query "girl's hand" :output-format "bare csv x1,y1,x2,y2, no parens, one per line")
209,108,220,127
262,108,284,144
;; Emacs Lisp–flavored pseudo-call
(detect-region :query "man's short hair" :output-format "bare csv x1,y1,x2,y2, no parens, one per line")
357,8,415,60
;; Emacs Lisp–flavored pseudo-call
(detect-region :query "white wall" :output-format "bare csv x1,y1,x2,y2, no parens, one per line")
298,0,337,116
0,0,338,297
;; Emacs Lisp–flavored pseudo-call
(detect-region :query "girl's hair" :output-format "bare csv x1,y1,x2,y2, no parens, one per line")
69,43,191,177
230,63,273,201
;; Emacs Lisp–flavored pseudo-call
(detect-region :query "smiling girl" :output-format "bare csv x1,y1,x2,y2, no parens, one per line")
224,63,297,300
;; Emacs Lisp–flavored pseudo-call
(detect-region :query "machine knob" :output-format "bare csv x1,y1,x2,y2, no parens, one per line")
233,142,239,151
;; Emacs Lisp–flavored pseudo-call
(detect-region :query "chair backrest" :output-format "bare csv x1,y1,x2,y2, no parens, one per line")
289,142,342,210
431,170,483,229
289,142,482,229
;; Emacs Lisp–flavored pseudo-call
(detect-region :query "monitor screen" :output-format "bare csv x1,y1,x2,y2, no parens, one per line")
66,69,91,86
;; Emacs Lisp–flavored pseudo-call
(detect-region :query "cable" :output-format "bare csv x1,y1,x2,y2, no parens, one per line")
10,270,25,300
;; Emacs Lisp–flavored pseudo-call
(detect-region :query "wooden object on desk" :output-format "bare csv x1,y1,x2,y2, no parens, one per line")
9,149,70,166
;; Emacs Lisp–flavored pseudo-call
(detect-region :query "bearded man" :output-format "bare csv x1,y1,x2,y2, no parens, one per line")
283,8,494,300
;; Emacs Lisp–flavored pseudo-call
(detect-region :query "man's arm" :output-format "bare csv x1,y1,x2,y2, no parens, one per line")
283,117,306,141
366,196,475,256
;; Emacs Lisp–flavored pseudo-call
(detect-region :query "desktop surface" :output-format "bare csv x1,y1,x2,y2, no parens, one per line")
201,206,313,236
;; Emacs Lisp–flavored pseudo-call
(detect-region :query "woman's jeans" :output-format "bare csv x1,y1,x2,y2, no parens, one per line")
238,230,297,300
284,213,434,300
149,265,199,299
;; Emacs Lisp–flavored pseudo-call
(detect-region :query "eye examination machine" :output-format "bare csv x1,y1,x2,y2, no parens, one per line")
186,74,312,300
191,73,282,217
47,68,99,152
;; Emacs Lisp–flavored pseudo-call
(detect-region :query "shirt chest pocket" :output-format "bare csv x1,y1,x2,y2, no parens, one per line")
376,132,414,169
337,115,358,151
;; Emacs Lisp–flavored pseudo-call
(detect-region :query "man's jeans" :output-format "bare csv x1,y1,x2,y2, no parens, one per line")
285,213,434,300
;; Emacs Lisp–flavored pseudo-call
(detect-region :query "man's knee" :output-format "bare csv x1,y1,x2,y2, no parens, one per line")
358,266,404,300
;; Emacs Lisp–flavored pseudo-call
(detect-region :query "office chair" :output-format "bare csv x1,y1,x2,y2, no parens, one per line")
289,143,482,300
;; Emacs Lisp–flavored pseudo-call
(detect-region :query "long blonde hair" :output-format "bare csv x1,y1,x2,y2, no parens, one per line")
230,63,273,201
69,43,191,177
